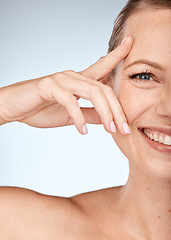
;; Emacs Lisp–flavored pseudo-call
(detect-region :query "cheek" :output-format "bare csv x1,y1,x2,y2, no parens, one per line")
118,86,141,125
117,83,156,126
111,82,157,160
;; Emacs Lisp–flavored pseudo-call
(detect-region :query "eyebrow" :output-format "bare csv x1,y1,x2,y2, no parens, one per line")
124,59,165,71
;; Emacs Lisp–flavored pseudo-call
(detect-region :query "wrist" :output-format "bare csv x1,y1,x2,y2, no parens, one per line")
0,89,8,126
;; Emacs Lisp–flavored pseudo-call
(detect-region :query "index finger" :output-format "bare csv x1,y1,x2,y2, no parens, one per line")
80,35,133,80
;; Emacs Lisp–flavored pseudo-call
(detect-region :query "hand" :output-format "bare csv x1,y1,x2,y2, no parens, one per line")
0,36,133,135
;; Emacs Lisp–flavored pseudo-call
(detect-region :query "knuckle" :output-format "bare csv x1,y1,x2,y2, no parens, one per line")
43,76,54,85
98,56,105,62
103,85,114,94
62,70,75,75
91,75,99,81
38,76,54,90
71,95,78,104
64,95,78,108
78,71,84,76
53,72,66,80
91,85,103,95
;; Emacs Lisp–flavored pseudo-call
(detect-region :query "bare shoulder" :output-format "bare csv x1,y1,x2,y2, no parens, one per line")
0,186,81,239
71,185,122,210
0,186,43,239
0,185,123,240
0,186,99,240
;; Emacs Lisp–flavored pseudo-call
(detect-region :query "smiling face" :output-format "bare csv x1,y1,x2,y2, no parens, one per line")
111,8,171,179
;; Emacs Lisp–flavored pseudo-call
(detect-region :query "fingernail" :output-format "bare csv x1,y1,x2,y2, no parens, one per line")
82,124,88,135
110,121,116,133
121,35,128,45
123,122,130,134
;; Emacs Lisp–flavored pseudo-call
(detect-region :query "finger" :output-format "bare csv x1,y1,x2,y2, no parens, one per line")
67,107,102,125
80,35,133,80
55,74,115,133
102,86,129,135
62,71,129,135
38,77,87,135
81,84,129,135
64,95,88,135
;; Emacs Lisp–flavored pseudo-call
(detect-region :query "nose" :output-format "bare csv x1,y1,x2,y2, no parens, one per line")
155,85,171,120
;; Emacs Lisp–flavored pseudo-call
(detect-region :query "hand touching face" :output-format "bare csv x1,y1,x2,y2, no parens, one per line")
111,9,171,178
0,36,133,136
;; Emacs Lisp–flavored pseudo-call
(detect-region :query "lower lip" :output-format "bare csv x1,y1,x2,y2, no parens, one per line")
138,129,171,154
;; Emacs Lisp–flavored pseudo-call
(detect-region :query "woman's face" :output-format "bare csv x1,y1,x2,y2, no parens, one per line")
111,8,171,179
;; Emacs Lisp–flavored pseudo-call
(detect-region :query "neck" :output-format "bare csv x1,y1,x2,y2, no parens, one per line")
119,163,171,240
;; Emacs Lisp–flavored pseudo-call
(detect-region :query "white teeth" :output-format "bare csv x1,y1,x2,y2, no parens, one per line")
158,135,164,144
153,133,159,142
143,129,171,146
150,133,153,140
164,136,171,145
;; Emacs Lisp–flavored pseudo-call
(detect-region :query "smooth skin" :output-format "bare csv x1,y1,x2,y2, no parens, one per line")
0,36,133,240
0,8,171,240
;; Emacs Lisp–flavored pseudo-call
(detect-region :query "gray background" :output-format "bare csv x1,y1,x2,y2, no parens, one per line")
0,0,128,197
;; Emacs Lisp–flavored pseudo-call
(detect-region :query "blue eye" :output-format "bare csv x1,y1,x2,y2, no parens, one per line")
128,71,153,81
137,73,151,80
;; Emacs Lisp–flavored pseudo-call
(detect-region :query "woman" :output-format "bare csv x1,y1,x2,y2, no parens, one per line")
0,0,170,239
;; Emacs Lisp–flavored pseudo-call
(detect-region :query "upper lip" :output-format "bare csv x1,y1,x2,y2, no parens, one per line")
138,127,171,136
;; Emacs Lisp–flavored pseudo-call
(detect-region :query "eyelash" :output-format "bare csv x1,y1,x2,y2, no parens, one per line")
128,70,154,82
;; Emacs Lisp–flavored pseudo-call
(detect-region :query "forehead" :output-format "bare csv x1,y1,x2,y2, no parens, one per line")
123,8,171,66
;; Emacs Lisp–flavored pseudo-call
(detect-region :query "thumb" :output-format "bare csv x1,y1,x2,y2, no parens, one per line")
81,107,102,125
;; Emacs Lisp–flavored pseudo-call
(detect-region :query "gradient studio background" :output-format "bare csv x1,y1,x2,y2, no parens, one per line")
0,0,128,197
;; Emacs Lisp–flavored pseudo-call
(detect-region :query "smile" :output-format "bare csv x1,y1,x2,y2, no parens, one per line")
138,127,171,154
143,129,171,146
